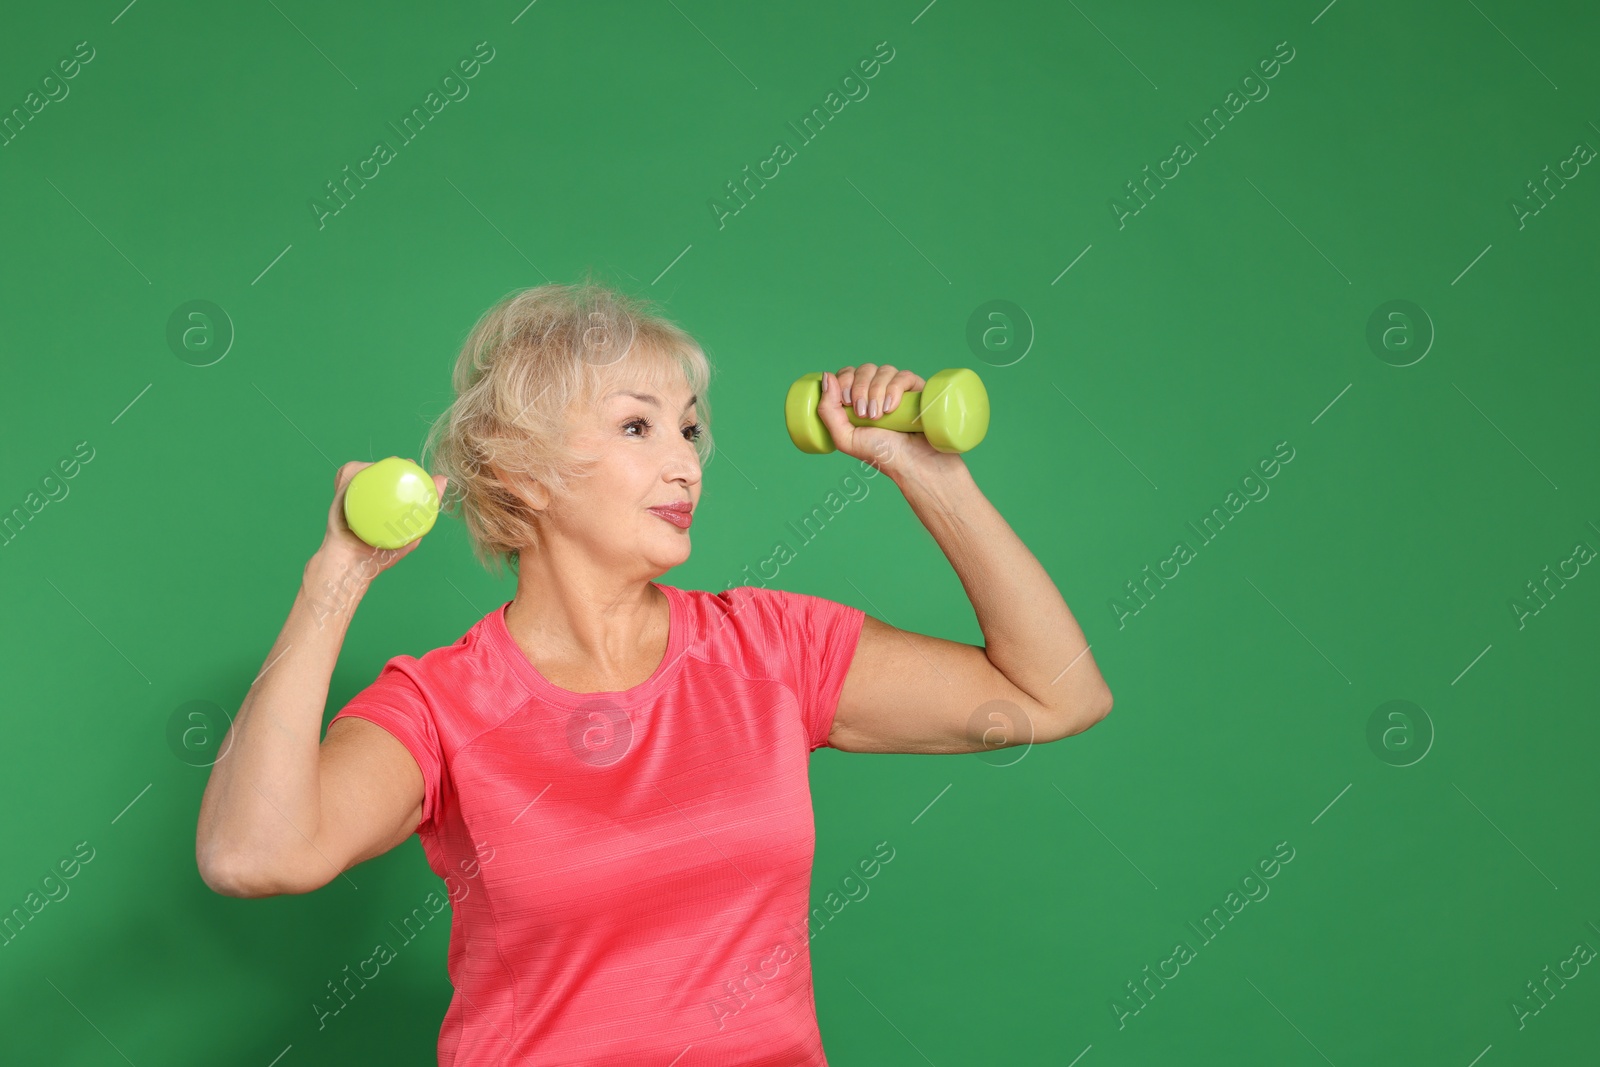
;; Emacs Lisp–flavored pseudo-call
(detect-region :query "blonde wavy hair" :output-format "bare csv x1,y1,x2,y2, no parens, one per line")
421,278,716,578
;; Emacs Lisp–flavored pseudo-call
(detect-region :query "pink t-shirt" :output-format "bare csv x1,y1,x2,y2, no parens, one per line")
329,582,866,1066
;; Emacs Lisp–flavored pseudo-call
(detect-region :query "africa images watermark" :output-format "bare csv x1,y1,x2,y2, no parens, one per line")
1111,840,1297,1029
1510,527,1595,631
706,840,896,1032
309,496,441,629
0,440,96,551
1109,40,1297,230
708,40,897,230
311,838,498,1032
309,41,497,230
1509,135,1595,230
1512,922,1600,1031
312,887,450,1031
1109,440,1297,629
1,39,97,149
721,436,894,593
1,840,97,951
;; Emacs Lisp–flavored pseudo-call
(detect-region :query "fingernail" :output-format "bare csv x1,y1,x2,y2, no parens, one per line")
843,386,851,403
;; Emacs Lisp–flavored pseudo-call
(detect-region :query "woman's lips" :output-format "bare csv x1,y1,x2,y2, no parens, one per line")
649,506,692,530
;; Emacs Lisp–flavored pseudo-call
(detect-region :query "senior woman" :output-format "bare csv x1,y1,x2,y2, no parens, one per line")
195,281,1112,1065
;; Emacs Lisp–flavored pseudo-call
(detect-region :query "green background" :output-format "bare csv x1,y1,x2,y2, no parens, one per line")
3,0,1597,1063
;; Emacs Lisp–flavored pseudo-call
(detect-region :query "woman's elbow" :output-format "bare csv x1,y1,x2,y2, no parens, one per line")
197,851,311,899
198,853,257,898
1052,687,1112,740
1089,685,1114,725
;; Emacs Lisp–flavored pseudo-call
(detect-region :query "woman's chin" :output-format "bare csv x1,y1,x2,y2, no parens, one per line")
645,541,691,570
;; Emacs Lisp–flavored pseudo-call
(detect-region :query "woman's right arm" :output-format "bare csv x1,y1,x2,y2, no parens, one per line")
194,460,446,898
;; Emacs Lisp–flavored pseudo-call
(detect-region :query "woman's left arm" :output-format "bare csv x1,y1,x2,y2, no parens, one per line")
817,365,1113,755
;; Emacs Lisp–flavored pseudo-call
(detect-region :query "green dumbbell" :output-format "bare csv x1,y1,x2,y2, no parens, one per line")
784,367,990,455
344,456,440,549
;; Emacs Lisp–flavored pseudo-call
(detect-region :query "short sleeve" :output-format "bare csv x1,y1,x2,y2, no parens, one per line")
746,587,867,751
329,655,445,835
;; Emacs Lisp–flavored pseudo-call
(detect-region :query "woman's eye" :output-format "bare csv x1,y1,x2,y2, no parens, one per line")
626,417,702,440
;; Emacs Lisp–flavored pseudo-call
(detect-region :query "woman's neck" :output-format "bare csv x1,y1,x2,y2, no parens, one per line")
504,572,667,688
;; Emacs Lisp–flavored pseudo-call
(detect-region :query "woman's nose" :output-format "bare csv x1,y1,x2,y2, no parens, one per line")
669,443,702,482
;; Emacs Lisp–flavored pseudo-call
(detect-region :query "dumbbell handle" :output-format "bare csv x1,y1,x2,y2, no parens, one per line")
832,384,930,433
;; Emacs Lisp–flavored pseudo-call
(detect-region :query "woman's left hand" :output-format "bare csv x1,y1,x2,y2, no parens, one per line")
817,364,960,480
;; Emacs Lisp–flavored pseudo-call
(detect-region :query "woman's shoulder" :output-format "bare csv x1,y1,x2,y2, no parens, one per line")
368,604,510,684
667,585,865,719
669,582,795,619
669,584,857,644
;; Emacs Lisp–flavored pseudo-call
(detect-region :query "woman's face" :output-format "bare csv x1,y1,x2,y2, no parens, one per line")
543,364,704,577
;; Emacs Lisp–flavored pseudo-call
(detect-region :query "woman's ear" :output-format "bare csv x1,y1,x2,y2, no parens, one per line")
494,464,551,512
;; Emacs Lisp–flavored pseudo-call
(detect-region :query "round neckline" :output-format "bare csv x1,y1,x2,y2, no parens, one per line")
488,581,687,708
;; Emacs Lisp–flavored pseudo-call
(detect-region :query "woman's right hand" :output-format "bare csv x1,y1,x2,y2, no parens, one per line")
318,459,449,579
